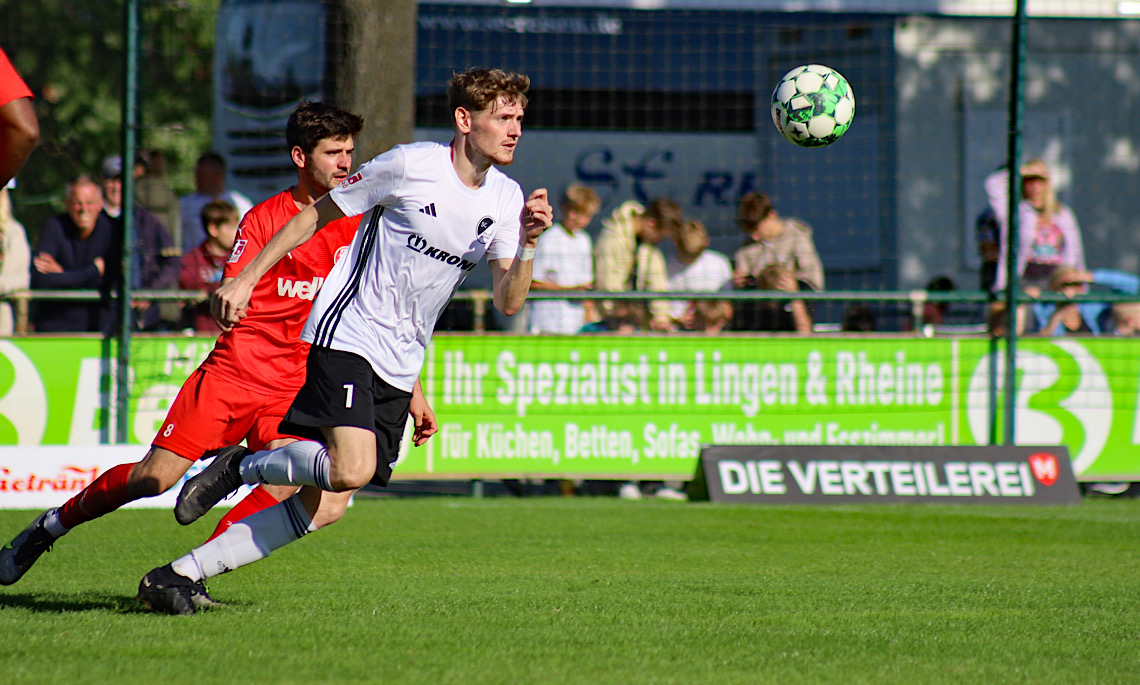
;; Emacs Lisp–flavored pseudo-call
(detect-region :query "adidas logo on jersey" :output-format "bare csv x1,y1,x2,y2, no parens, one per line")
277,276,325,300
417,203,437,217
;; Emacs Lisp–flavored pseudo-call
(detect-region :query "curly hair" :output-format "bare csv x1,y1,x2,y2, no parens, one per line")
447,68,530,115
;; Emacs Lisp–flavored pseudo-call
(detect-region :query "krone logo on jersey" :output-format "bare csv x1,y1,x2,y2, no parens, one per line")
277,277,325,300
340,172,362,189
405,234,477,272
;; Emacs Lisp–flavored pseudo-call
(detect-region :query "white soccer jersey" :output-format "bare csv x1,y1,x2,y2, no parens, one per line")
301,142,524,391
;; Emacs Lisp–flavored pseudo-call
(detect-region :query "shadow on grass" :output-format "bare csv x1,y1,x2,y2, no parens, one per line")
0,591,143,614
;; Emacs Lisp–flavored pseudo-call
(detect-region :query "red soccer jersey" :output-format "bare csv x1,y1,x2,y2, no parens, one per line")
199,188,359,395
0,48,32,107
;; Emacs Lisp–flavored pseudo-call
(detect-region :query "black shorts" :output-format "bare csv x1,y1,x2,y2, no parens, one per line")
280,345,412,487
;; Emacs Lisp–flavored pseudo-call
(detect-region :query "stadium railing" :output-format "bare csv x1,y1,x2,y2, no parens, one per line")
4,288,1135,336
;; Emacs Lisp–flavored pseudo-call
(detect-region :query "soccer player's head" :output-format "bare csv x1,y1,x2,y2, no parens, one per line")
287,101,363,194
287,101,364,158
448,68,530,166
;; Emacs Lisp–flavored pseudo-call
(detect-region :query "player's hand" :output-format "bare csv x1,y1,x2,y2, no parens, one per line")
410,390,438,447
520,188,553,244
211,276,253,331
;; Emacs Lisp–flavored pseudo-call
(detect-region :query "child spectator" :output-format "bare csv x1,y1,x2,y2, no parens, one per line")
528,185,600,334
179,200,239,333
666,219,732,333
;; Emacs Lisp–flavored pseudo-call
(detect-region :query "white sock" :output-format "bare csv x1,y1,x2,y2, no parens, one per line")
239,440,332,491
171,494,317,581
43,508,69,539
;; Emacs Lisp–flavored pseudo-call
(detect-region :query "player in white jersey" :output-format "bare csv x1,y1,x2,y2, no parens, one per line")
136,68,553,614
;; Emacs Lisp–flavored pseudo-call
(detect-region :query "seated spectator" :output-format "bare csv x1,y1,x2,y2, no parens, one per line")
1038,266,1140,336
732,192,823,293
842,304,876,332
986,301,1030,338
31,177,118,332
101,155,180,330
579,300,644,334
905,275,956,331
179,200,239,334
528,185,600,334
734,263,812,334
0,187,30,335
1110,301,1140,336
594,198,682,332
666,219,732,332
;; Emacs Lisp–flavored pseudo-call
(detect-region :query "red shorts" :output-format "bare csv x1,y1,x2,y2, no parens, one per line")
152,367,303,461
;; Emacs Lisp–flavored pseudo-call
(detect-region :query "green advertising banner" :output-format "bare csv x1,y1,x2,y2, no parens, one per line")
1,335,1137,480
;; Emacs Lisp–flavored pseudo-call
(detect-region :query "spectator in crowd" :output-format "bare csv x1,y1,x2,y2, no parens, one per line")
30,177,118,332
100,155,181,330
986,300,1030,338
1038,266,1140,337
841,304,876,332
1110,301,1140,336
578,300,645,334
975,206,1001,291
0,187,30,335
986,159,1085,293
179,200,239,334
732,192,823,293
134,149,182,252
905,275,956,332
666,219,732,333
528,184,600,334
0,47,39,188
179,151,252,253
594,197,682,332
736,263,813,334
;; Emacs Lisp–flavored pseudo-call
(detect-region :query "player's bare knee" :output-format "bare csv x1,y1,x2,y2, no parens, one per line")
328,469,370,492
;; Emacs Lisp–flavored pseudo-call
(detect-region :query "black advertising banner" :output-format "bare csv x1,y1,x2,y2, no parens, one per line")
698,445,1081,505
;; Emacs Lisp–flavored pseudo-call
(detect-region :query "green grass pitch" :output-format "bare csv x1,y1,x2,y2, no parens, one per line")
1,497,1138,684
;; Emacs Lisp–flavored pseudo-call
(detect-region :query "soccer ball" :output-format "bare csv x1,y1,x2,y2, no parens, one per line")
771,64,855,148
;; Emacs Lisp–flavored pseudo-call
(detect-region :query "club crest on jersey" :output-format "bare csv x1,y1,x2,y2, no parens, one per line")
406,233,477,272
477,216,494,235
334,245,350,263
227,239,248,264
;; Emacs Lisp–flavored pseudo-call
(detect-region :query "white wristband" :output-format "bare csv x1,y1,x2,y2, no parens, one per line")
517,245,536,261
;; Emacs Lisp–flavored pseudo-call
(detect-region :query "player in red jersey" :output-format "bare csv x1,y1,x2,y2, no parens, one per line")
0,102,437,602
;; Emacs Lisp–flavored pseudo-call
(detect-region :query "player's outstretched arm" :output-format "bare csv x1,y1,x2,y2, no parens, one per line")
212,195,345,328
489,188,552,316
0,97,39,188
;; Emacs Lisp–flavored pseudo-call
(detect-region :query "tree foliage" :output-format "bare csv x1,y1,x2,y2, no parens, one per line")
0,0,219,241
